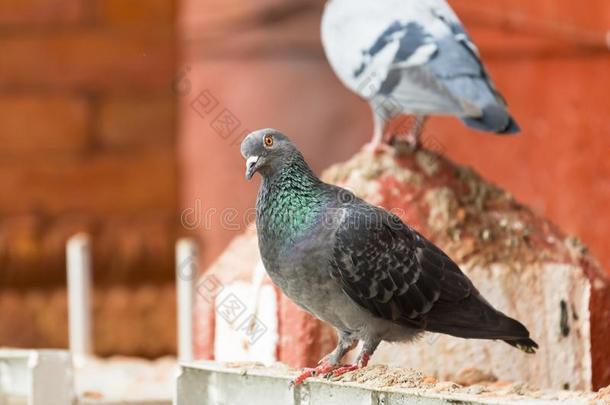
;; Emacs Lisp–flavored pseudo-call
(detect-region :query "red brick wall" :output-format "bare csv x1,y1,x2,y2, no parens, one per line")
0,0,179,355
178,0,610,276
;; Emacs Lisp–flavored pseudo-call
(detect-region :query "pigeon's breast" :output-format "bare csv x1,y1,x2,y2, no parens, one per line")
258,221,363,332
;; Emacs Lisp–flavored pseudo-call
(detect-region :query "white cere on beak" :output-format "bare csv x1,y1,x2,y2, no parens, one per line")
247,156,259,167
245,155,260,180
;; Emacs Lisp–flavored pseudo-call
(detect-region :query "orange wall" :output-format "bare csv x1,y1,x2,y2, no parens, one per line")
441,1,610,273
178,1,610,274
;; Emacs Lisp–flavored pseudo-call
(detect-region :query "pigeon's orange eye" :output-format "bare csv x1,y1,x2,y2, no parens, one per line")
263,134,274,147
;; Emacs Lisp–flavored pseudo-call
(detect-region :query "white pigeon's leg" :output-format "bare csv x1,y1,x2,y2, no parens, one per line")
409,115,428,147
363,107,392,153
391,115,427,151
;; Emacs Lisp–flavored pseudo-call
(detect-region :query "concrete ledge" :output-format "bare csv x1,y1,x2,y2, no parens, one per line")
0,349,73,405
0,349,174,405
176,361,598,404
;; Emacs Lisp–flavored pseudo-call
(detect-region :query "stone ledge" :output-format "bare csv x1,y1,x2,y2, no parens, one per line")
176,361,602,405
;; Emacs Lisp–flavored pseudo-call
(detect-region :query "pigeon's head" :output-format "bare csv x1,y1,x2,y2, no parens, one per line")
240,128,299,180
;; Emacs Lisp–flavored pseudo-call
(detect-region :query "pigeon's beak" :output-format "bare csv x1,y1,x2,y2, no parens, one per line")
245,155,261,180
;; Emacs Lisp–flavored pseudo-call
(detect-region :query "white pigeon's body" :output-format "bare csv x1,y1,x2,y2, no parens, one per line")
322,0,519,145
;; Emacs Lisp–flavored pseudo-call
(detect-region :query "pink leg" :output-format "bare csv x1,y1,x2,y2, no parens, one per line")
291,333,360,385
362,129,393,154
363,110,393,154
390,115,427,150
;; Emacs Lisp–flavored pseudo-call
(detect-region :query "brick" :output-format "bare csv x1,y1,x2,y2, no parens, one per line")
451,0,610,33
179,0,319,35
95,284,177,357
0,214,179,288
94,216,178,284
0,94,90,156
0,284,176,358
0,149,176,216
181,2,323,58
0,0,84,26
0,30,174,92
98,96,174,150
95,0,175,26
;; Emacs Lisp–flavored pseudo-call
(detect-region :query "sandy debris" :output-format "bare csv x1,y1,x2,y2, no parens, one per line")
239,363,600,403
453,367,498,386
330,364,435,389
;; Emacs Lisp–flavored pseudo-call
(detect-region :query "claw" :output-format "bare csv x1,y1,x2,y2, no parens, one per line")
330,364,359,378
291,350,371,385
291,361,348,385
292,367,316,386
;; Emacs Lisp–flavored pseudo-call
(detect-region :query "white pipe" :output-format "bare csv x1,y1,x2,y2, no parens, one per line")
176,238,198,362
66,233,93,362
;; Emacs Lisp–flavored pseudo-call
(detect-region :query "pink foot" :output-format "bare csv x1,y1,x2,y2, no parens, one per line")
330,352,371,379
330,364,359,377
292,353,371,385
291,361,337,385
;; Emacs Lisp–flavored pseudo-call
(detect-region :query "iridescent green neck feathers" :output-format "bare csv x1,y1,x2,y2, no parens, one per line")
256,152,325,241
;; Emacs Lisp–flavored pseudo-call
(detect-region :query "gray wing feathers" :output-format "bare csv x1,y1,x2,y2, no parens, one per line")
381,67,481,116
328,205,472,326
386,29,504,120
426,34,520,133
328,200,533,345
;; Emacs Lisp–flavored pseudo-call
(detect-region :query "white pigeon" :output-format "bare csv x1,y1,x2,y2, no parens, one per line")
321,0,520,149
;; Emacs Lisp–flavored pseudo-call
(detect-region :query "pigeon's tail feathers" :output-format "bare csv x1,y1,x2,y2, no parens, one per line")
424,295,537,352
437,73,520,134
462,104,520,134
503,337,539,354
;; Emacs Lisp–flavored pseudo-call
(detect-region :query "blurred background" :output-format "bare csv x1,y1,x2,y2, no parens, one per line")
0,0,608,358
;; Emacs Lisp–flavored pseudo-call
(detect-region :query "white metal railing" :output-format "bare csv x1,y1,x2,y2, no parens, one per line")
0,234,195,405
175,238,198,363
66,234,93,364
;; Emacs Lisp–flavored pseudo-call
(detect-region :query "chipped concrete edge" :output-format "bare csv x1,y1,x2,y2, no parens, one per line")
176,361,575,405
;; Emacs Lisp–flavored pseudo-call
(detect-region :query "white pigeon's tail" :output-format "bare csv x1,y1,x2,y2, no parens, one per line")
462,104,521,134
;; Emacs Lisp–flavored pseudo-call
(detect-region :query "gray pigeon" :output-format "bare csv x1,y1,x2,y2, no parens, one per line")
241,129,537,384
321,0,520,148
